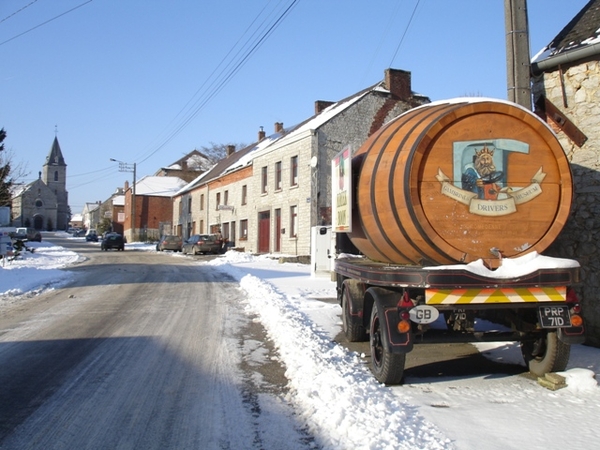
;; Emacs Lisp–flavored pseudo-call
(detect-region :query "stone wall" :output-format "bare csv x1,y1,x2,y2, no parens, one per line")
532,59,600,346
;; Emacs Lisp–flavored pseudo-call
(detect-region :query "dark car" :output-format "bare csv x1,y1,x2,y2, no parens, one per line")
182,234,222,255
86,232,99,242
156,235,183,252
101,233,126,251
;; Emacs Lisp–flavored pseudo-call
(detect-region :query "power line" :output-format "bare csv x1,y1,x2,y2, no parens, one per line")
0,0,93,47
135,0,301,166
0,0,39,25
389,0,422,67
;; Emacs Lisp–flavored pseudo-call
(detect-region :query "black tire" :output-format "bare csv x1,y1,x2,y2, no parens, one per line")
370,302,405,385
521,331,570,376
342,285,367,342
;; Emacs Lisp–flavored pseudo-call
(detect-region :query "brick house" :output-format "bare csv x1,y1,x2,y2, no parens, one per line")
125,175,186,242
172,68,430,255
531,0,600,345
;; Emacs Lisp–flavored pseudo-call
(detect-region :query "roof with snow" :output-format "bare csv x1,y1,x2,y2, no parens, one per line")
176,81,389,196
112,195,125,206
157,149,212,174
134,176,186,197
532,0,600,63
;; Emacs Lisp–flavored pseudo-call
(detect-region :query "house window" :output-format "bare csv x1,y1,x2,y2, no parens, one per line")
200,194,205,211
241,185,247,205
240,219,248,240
275,161,282,190
216,192,221,209
290,156,298,186
187,197,192,213
261,166,268,194
200,219,204,234
224,190,229,205
290,205,298,237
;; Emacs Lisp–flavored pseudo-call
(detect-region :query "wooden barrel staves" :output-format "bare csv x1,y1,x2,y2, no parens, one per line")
348,98,573,267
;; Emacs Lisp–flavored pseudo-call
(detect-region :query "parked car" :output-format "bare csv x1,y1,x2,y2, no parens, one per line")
12,227,42,242
86,230,99,242
101,233,125,251
73,228,86,237
156,235,182,252
182,234,222,255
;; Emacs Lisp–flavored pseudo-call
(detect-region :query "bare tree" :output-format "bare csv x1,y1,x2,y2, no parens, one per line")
197,142,249,165
0,128,29,207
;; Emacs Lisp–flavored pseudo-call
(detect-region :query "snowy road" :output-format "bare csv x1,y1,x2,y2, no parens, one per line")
0,242,310,449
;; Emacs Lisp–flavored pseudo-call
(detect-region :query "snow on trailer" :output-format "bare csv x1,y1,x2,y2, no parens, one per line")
332,98,586,385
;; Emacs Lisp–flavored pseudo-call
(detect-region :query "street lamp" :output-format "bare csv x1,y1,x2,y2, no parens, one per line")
110,158,136,240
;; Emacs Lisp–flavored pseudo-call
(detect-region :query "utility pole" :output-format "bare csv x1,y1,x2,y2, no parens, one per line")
505,0,532,109
110,159,136,240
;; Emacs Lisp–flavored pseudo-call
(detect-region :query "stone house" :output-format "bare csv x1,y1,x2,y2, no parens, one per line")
531,0,600,345
11,137,69,230
82,202,101,230
154,149,212,183
172,68,430,254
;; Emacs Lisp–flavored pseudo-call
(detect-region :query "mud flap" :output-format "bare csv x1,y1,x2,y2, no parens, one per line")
366,287,413,354
558,325,586,344
342,279,366,329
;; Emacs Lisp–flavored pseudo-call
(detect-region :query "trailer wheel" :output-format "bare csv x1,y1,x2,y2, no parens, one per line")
342,283,367,342
520,331,570,376
370,302,405,385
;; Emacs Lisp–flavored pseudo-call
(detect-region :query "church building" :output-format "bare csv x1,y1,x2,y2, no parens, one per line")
11,137,69,230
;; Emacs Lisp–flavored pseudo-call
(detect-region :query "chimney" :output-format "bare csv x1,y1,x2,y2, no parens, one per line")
124,180,129,190
258,126,266,141
315,100,334,114
384,68,412,100
227,144,235,156
274,122,284,134
181,159,188,171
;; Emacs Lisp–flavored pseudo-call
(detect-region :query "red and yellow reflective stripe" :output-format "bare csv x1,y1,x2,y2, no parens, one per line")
425,286,566,305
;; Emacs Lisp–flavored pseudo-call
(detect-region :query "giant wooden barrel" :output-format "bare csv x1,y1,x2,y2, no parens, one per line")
348,98,573,267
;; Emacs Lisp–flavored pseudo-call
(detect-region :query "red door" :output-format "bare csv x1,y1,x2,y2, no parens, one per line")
258,211,270,253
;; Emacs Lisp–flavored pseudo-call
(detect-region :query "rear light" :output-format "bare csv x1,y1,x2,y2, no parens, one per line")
398,291,413,308
571,304,582,314
397,320,411,334
570,314,583,327
566,287,579,303
397,310,411,333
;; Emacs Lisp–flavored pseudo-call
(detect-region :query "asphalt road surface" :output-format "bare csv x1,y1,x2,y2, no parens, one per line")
0,236,310,450
0,235,526,449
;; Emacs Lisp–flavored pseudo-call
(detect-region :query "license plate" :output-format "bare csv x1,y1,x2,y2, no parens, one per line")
538,305,570,328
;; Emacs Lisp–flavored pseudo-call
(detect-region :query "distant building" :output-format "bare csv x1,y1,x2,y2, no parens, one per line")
11,137,69,230
154,149,212,182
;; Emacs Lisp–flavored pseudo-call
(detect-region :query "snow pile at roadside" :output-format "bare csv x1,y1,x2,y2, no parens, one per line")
0,241,80,296
210,252,452,450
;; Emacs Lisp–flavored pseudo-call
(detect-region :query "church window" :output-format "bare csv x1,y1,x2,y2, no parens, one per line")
54,171,59,181
35,199,43,208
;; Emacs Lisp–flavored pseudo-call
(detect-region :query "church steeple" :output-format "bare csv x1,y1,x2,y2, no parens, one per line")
42,135,69,230
45,136,66,166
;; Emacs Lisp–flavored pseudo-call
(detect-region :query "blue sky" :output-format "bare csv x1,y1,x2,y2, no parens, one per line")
0,0,590,214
